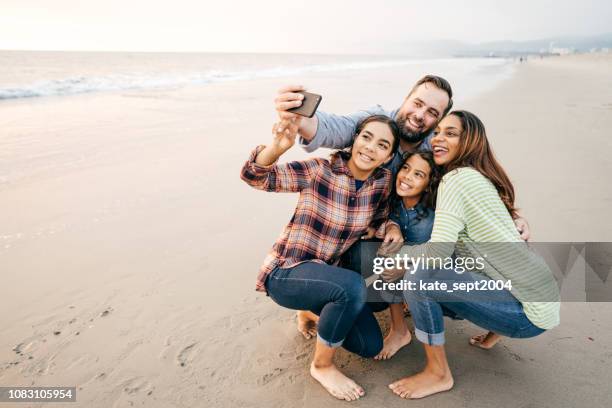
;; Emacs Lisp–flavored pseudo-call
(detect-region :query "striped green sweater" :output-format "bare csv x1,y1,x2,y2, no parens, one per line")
400,167,560,330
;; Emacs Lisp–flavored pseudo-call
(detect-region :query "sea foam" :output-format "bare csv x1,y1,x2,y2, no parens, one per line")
0,58,508,101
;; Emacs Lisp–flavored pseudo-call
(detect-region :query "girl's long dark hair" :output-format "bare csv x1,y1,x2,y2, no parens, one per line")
390,151,440,220
336,114,401,158
444,110,517,218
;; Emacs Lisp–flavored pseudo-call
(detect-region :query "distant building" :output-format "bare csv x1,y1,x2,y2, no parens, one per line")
552,47,573,55
548,42,575,55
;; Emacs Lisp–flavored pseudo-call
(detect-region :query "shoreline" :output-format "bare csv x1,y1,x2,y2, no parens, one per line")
0,54,513,103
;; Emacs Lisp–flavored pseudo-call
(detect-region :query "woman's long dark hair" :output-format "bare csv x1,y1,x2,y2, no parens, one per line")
390,151,440,220
444,110,517,218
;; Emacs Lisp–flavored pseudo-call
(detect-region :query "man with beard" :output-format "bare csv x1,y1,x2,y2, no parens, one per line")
274,75,452,174
273,75,531,343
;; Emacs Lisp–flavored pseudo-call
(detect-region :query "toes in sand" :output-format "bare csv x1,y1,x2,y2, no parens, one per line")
388,369,453,399
469,331,501,349
297,311,318,339
310,362,365,401
374,330,412,360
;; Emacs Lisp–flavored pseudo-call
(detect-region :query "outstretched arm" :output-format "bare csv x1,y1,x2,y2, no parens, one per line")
254,119,300,166
240,118,322,193
275,85,389,153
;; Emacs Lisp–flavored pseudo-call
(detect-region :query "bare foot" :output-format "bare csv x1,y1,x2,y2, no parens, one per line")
297,311,318,339
469,331,501,349
310,362,365,401
374,330,412,360
389,369,454,399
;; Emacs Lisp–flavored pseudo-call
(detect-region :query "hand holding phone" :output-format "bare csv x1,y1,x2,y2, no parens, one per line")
287,91,322,118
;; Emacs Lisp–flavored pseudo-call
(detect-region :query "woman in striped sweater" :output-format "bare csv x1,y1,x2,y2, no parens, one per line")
381,110,560,399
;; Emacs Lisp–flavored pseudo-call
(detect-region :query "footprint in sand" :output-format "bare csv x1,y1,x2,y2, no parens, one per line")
277,350,309,362
502,345,523,361
110,377,154,408
100,307,113,317
12,343,25,355
177,342,198,367
295,352,308,361
121,377,152,395
257,367,284,385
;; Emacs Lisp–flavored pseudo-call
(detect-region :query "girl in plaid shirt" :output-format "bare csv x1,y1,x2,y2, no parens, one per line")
241,114,400,401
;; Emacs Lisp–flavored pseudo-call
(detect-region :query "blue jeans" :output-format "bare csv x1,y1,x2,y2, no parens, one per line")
340,238,400,306
265,261,385,358
402,266,545,346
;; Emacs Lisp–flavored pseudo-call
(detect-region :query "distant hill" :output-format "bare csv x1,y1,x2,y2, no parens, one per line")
387,33,612,57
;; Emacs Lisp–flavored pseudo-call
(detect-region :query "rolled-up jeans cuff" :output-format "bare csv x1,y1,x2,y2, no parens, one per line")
317,333,344,348
415,328,445,346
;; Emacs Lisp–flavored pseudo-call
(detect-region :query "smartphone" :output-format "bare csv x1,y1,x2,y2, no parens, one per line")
287,91,322,118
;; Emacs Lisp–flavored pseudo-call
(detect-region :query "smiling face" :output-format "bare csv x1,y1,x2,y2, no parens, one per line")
395,82,450,143
395,154,432,200
349,121,396,177
431,114,463,166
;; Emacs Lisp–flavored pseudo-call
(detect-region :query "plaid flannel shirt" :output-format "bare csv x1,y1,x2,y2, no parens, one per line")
240,145,394,292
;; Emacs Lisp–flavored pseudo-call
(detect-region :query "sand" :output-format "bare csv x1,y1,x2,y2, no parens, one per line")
1,53,611,407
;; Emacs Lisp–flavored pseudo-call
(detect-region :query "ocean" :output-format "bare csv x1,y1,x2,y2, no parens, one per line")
0,51,515,102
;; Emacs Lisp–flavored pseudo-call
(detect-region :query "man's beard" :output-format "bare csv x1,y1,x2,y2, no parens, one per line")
396,116,428,144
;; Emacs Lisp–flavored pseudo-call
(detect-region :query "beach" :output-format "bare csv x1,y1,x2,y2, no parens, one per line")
1,52,611,407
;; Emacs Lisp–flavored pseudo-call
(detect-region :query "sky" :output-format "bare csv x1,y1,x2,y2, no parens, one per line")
1,0,611,53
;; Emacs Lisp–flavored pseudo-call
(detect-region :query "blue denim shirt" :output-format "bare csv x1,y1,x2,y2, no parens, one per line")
389,201,434,244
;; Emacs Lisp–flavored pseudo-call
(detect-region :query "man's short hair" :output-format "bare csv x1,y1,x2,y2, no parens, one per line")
408,75,454,117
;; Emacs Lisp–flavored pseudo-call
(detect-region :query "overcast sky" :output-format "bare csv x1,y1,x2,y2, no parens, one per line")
1,0,611,53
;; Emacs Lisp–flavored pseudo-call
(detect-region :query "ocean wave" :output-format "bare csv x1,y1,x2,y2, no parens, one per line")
0,58,506,101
